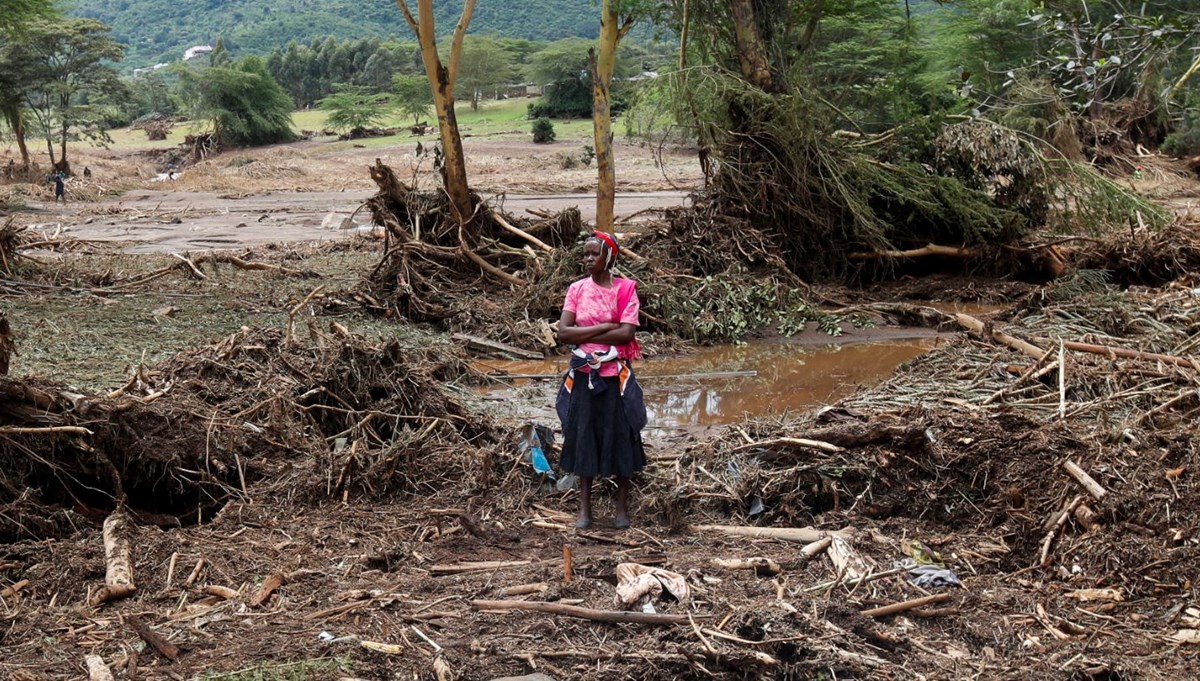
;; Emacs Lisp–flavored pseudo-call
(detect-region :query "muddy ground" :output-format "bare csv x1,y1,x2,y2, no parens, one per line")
1,134,1199,681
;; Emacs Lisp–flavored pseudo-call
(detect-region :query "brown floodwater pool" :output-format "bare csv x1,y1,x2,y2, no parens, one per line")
477,336,945,429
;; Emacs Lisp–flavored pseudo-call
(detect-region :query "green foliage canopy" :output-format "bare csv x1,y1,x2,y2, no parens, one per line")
392,73,434,125
318,83,391,133
177,56,295,148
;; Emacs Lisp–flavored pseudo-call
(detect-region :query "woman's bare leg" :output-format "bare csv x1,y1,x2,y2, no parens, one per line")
576,476,593,529
614,476,631,529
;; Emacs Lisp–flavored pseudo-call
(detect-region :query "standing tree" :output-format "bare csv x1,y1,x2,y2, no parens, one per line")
0,0,55,34
18,18,125,174
392,73,434,124
394,0,476,225
176,56,295,149
318,83,391,134
591,0,651,232
455,35,517,110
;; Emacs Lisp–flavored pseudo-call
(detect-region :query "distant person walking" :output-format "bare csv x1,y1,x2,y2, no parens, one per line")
52,172,66,204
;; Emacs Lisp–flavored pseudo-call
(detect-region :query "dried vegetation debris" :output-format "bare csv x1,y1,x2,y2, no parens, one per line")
0,324,502,543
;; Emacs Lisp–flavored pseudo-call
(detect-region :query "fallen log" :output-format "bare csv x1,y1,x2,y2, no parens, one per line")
692,524,855,543
473,599,706,625
91,511,136,606
860,593,950,618
126,615,180,662
1060,340,1198,370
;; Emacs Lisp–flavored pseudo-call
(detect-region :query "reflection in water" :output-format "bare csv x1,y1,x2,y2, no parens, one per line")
479,339,939,429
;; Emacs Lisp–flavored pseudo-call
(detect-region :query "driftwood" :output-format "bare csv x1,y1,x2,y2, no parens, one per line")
1039,495,1085,568
727,437,844,454
712,557,782,576
251,573,287,607
127,615,180,662
498,582,549,597
451,333,543,360
489,208,553,253
473,599,706,625
849,244,978,260
860,593,951,618
0,578,28,599
91,511,136,606
85,655,115,681
430,560,533,576
692,524,855,544
958,313,1199,369
956,314,1048,361
1063,460,1108,501
204,584,240,600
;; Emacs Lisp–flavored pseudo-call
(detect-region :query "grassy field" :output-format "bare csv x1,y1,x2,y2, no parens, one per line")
105,99,594,153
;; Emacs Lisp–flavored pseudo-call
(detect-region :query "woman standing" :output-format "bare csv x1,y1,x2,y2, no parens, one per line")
556,231,646,529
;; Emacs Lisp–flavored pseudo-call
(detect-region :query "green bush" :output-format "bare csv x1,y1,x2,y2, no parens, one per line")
531,117,556,144
1163,110,1200,157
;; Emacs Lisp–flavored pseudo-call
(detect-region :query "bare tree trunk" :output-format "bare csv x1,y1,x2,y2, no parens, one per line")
398,0,476,226
729,0,778,91
2,107,31,167
592,0,633,233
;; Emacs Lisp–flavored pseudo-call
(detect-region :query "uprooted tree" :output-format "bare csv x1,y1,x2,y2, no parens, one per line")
646,0,1169,280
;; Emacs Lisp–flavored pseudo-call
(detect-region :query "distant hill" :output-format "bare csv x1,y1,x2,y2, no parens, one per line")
67,0,599,70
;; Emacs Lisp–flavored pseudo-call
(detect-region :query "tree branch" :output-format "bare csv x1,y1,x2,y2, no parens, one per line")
393,0,420,36
447,0,478,88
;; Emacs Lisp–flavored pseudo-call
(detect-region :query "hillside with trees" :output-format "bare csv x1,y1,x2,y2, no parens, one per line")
66,0,600,70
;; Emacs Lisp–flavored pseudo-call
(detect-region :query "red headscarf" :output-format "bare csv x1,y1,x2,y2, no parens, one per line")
592,230,619,269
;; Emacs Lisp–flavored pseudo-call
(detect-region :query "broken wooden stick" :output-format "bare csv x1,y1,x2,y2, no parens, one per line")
712,557,782,576
0,425,93,435
849,244,978,261
85,655,115,681
1063,461,1108,501
956,313,1048,361
204,584,240,600
126,615,180,662
1038,495,1084,568
860,592,950,618
692,524,854,544
801,537,833,563
91,511,136,606
251,572,287,607
498,582,549,597
563,545,573,584
473,599,708,625
726,436,845,455
430,560,533,576
489,209,554,253
184,558,205,587
0,578,29,599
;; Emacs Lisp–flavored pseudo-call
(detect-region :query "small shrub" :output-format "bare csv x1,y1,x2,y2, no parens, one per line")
532,117,556,144
1163,109,1200,157
557,151,578,169
580,145,595,167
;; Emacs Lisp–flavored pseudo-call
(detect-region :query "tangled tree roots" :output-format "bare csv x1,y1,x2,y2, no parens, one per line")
0,325,503,540
355,160,580,349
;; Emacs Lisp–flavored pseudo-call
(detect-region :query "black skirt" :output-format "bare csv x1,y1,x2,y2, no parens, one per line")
560,375,646,478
